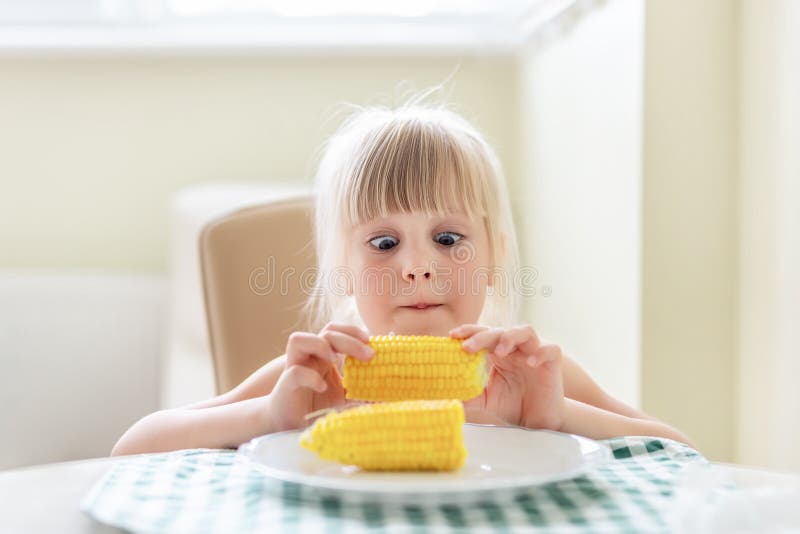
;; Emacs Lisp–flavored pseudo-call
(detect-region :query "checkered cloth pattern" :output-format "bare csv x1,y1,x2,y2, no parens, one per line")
82,436,706,533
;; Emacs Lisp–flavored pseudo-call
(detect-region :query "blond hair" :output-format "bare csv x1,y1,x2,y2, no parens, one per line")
304,100,521,331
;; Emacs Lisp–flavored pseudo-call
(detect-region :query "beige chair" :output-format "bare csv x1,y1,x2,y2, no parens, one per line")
199,195,315,394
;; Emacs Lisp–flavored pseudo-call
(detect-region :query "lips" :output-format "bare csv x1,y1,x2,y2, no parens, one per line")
402,303,442,310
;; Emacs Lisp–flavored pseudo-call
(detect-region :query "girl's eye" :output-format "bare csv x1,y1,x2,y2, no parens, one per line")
368,235,398,250
434,232,464,246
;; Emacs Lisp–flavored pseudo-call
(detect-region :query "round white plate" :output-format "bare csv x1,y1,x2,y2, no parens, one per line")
239,424,611,502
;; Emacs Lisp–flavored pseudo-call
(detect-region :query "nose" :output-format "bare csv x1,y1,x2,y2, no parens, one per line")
401,248,433,282
406,270,431,281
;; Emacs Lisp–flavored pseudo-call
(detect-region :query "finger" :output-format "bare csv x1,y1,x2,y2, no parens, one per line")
527,343,562,367
286,332,337,366
281,364,328,393
461,327,503,353
449,324,488,339
320,322,370,344
334,352,346,370
321,330,375,361
495,325,543,357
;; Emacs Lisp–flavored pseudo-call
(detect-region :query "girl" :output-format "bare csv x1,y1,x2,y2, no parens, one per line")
112,102,693,455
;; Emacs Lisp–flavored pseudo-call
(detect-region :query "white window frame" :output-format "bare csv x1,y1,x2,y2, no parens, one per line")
0,0,593,55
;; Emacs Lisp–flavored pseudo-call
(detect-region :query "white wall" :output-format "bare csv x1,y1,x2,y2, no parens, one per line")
642,0,738,462
0,57,518,273
0,272,163,468
517,0,644,408
737,0,800,469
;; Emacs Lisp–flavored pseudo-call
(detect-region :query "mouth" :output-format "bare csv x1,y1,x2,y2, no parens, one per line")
401,303,443,311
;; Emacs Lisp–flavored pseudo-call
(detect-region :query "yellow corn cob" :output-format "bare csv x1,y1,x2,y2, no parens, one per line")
342,335,487,401
299,399,466,471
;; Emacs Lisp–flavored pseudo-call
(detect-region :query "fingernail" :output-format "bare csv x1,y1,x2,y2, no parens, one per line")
527,355,537,367
318,383,328,392
496,343,507,355
462,340,476,351
364,346,375,357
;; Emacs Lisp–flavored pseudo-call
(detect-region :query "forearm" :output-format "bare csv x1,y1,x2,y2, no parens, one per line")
559,398,695,448
111,395,275,456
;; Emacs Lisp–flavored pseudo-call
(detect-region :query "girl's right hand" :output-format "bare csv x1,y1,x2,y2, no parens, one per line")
267,323,373,432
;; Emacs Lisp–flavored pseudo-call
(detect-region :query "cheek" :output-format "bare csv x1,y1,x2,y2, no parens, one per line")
463,263,491,299
353,266,398,297
350,257,405,303
460,263,491,320
434,259,489,303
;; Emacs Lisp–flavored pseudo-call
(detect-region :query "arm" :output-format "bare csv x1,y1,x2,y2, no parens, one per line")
110,395,280,455
562,354,656,420
560,354,694,447
559,398,695,447
111,356,287,456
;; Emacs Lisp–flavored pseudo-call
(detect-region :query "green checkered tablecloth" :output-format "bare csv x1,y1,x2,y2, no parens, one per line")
82,436,706,533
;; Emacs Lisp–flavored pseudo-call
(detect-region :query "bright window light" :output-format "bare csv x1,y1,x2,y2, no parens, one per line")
168,0,495,18
0,0,591,52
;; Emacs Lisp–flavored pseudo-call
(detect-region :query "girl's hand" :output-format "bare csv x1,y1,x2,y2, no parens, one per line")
267,323,373,432
450,324,565,431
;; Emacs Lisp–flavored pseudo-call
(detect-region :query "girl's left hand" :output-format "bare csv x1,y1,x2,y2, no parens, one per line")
450,324,565,431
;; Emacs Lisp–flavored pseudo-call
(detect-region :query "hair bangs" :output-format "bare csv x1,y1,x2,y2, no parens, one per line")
342,118,488,228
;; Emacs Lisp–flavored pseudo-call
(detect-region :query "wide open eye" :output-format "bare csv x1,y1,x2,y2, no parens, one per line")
368,235,399,251
434,232,464,246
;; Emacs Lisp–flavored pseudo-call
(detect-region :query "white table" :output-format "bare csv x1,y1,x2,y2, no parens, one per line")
0,457,125,533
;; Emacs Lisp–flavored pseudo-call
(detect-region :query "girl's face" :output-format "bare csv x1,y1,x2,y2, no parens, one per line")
346,210,493,336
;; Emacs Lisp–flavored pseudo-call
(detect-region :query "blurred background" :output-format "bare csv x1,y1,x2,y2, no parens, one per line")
1,0,797,471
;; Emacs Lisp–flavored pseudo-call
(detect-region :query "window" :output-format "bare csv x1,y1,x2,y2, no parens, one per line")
0,0,586,53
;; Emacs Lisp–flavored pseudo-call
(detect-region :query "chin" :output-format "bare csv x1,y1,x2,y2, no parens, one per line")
384,307,457,337
390,321,451,337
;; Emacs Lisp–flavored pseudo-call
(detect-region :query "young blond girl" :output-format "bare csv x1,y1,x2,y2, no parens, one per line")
112,102,693,455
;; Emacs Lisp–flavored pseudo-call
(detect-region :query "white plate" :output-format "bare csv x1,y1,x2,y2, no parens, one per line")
238,424,611,503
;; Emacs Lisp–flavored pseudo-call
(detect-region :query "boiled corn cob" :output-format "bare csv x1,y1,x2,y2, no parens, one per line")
342,335,487,401
299,399,466,471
